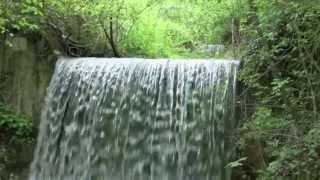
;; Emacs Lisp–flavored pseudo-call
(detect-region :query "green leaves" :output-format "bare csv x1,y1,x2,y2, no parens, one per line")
0,0,42,36
0,104,33,141
0,0,245,57
244,107,289,132
239,1,320,178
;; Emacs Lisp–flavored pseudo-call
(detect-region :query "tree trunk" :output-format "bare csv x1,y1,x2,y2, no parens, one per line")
108,17,121,57
101,17,121,58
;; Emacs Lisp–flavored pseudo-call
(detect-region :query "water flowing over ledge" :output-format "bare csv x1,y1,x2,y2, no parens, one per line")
30,57,239,180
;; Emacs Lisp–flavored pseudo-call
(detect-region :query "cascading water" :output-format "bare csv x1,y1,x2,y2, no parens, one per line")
29,57,239,180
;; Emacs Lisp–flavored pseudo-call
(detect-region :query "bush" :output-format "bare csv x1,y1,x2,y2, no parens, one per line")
239,1,320,179
0,104,33,143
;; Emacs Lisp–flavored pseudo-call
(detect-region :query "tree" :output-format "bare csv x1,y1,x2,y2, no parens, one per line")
86,0,159,57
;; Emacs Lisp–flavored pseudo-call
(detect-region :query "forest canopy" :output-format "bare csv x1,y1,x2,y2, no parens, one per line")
0,0,246,57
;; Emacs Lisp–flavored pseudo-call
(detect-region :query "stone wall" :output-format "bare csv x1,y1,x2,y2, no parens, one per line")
0,35,56,180
0,36,56,125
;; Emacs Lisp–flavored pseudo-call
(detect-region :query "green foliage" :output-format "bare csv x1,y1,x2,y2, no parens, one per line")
0,104,33,142
188,0,246,44
241,0,320,127
0,0,42,35
124,12,175,57
242,107,289,136
1,0,241,58
118,0,238,57
258,131,320,179
240,107,320,179
239,0,320,178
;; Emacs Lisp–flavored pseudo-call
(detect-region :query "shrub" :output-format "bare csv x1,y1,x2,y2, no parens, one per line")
0,104,33,143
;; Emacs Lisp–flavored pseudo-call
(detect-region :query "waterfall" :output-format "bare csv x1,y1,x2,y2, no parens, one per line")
29,57,239,180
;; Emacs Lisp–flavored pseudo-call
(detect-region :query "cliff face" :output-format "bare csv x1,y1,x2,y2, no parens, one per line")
0,36,56,125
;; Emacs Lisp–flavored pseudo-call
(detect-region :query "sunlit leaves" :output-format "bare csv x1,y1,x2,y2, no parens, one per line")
0,0,43,36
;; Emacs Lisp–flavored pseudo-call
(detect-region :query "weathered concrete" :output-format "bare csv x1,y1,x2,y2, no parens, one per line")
0,35,56,180
0,36,56,125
